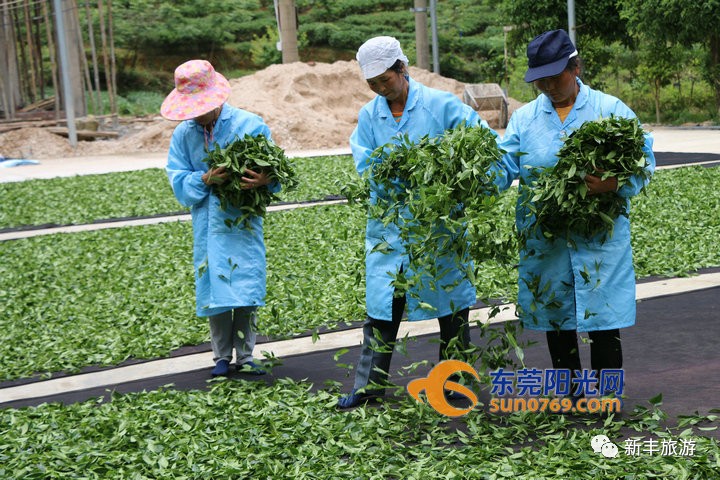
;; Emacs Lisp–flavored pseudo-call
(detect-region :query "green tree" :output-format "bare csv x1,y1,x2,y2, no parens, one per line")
637,41,684,123
499,0,631,87
620,0,720,116
500,0,629,46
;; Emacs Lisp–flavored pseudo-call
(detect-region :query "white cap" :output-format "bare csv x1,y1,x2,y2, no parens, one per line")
356,36,409,80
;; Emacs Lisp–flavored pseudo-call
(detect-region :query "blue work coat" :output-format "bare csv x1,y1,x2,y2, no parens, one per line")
350,77,486,321
166,104,278,317
495,79,655,332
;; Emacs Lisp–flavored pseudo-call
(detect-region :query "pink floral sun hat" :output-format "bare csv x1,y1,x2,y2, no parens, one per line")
160,60,231,121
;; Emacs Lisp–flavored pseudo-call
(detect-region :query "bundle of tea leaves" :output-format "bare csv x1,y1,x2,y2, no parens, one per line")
526,115,650,242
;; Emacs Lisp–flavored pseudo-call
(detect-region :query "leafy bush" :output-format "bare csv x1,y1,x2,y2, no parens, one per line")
297,0,407,21
250,25,282,68
432,33,506,83
117,91,166,116
113,0,270,53
301,22,340,45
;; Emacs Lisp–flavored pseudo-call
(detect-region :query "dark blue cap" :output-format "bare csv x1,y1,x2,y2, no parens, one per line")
524,29,578,83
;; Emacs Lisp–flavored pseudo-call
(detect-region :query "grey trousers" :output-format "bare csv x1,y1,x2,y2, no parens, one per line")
353,294,471,392
208,307,257,365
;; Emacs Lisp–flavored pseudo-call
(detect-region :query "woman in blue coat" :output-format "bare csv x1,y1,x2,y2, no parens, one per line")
495,30,655,396
338,37,489,408
163,60,276,377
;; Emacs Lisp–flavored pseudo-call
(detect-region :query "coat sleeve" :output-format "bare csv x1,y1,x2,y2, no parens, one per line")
244,116,283,195
166,125,211,208
446,101,481,129
493,112,522,192
617,132,655,198
427,90,485,132
350,108,377,176
607,101,656,199
262,127,283,195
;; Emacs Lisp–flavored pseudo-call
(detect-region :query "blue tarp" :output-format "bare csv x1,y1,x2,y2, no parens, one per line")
0,155,40,168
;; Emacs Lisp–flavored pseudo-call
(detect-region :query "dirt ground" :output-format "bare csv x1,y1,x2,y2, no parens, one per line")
0,60,523,159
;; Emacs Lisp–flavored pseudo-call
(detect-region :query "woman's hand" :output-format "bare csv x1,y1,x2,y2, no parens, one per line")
584,173,618,195
241,168,271,189
202,166,228,185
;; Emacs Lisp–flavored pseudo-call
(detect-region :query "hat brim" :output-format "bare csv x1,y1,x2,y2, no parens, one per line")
524,56,569,83
160,72,231,121
361,60,391,80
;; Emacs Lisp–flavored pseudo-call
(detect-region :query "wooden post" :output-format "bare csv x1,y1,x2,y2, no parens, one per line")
278,0,299,63
66,0,95,116
56,0,86,117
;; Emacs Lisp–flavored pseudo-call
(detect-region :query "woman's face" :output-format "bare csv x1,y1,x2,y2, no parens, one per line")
533,68,578,107
193,107,220,126
366,69,407,102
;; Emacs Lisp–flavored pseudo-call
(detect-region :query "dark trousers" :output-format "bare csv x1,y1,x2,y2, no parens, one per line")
545,328,623,395
353,295,470,392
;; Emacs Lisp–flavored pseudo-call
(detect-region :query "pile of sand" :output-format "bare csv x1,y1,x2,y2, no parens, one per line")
0,61,521,159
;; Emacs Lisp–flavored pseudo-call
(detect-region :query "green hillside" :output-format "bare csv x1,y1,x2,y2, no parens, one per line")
89,0,718,124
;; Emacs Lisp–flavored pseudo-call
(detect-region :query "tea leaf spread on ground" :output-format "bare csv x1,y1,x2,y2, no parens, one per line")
1,166,720,379
0,155,354,229
0,379,717,478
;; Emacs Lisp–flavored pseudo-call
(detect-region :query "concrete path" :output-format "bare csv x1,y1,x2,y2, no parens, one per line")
0,147,353,183
649,125,720,153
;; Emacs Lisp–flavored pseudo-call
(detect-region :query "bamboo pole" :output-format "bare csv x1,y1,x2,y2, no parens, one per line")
22,0,38,102
3,0,21,119
97,0,115,120
12,2,30,104
41,0,61,118
0,0,12,119
32,0,45,98
83,0,101,115
107,0,117,126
